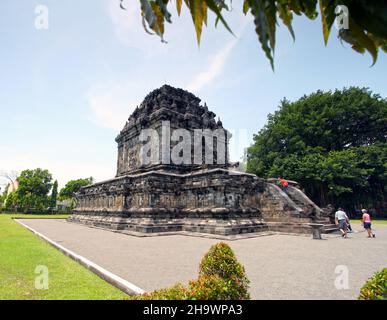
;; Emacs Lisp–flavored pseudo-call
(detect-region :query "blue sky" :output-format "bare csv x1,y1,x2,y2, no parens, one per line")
0,0,386,189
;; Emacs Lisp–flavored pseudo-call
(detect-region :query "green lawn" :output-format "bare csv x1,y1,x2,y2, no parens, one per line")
0,213,128,300
5,213,70,219
350,219,387,225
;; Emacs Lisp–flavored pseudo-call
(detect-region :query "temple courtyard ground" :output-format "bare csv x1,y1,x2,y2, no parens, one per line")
12,218,386,300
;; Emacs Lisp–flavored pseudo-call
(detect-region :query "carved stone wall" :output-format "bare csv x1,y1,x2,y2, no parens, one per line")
115,85,229,176
69,85,336,237
70,169,267,236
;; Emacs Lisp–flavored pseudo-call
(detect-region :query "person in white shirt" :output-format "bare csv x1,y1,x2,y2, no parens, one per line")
335,207,349,238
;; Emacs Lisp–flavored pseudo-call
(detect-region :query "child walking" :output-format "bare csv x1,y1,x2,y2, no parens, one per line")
362,209,375,238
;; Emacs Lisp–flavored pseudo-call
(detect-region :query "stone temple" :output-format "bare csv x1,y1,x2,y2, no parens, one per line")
69,85,336,237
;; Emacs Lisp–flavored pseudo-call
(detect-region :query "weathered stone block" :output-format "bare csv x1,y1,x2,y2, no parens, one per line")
69,86,336,237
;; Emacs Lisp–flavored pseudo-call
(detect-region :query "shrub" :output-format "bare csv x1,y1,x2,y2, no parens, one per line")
134,284,189,300
359,268,387,300
188,275,233,300
130,242,250,300
198,242,250,300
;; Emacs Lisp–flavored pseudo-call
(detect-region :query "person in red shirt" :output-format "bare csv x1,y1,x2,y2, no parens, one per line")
362,209,375,238
278,177,289,194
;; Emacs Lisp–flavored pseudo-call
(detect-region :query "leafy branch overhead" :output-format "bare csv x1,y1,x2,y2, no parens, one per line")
120,0,387,69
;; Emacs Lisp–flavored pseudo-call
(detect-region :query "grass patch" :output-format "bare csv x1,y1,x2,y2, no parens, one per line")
0,214,128,300
2,213,70,219
350,220,387,225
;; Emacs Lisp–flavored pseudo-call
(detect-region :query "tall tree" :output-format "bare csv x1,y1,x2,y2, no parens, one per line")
4,192,18,210
0,186,5,206
59,178,93,200
50,180,59,209
123,0,387,69
16,168,53,210
246,87,387,212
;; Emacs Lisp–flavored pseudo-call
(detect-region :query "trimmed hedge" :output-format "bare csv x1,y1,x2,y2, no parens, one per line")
136,284,190,300
359,268,387,300
198,242,250,299
132,242,250,300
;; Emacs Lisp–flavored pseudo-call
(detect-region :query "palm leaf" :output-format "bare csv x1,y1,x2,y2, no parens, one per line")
186,0,204,45
339,17,378,66
243,0,250,15
319,0,335,45
248,0,275,70
139,0,157,31
176,0,183,15
151,2,166,38
202,1,208,26
277,3,295,41
156,0,172,23
205,0,234,36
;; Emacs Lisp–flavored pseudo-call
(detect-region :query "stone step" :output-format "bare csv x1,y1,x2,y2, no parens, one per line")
324,227,340,234
313,219,331,224
323,224,338,228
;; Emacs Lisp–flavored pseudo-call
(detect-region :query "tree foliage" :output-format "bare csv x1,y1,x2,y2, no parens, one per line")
0,185,7,205
246,87,387,211
198,242,250,299
59,177,93,200
359,268,387,300
122,0,387,69
50,180,59,209
4,192,18,210
12,168,53,210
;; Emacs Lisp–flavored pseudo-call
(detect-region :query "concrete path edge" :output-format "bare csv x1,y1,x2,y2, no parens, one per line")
14,218,145,296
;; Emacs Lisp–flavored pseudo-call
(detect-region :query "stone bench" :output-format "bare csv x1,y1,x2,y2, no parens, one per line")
309,223,324,239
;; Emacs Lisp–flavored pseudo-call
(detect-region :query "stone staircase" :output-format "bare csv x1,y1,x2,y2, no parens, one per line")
261,179,339,234
285,186,338,233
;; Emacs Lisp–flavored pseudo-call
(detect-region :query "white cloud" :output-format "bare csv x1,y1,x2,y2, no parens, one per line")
186,38,238,92
86,83,137,131
86,80,166,131
186,20,249,93
86,2,251,133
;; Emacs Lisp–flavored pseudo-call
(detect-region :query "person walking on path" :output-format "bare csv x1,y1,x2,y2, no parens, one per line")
335,207,349,238
278,177,289,194
362,209,376,238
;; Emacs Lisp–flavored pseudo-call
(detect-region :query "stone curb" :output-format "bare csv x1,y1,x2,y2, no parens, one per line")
65,219,276,240
14,218,145,296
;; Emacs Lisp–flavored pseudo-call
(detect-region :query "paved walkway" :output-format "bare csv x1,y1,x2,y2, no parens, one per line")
17,219,387,299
